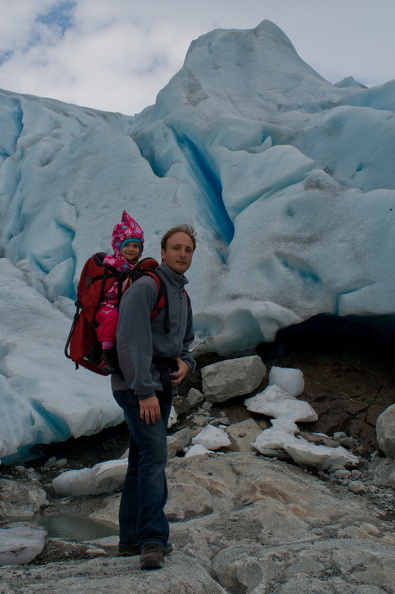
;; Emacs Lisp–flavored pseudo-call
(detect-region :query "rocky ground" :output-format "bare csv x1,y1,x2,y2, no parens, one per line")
1,328,395,592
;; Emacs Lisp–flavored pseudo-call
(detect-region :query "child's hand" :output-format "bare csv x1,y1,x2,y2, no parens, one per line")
170,358,190,387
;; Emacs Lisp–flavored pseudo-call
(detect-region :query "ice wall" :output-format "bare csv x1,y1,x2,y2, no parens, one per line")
0,20,394,460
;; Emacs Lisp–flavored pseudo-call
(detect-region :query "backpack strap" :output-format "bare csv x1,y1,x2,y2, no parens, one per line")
84,270,120,287
143,270,170,333
152,356,177,398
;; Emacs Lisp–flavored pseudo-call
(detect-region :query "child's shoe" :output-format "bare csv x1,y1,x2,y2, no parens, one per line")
101,348,119,373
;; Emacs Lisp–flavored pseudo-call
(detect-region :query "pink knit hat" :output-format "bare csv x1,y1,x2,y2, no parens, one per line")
111,211,144,256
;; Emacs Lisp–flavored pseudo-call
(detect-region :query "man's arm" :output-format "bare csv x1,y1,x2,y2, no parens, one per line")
180,297,196,372
117,278,164,424
117,276,158,399
170,296,195,386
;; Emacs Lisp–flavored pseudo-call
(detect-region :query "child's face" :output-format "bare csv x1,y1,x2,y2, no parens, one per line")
121,241,140,264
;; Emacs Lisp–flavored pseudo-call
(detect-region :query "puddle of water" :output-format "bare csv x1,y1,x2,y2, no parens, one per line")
32,513,119,542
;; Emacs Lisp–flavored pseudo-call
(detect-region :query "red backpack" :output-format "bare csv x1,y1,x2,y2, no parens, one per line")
64,253,166,375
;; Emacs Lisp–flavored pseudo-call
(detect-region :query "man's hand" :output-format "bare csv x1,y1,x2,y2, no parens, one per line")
139,395,161,424
170,358,190,387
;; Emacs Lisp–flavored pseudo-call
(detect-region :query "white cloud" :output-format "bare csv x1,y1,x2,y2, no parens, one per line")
0,0,55,51
0,0,394,114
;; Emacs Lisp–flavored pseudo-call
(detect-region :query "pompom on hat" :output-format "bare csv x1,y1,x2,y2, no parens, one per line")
111,211,144,257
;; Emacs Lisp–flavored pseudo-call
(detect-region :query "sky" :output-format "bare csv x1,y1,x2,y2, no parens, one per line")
0,0,394,116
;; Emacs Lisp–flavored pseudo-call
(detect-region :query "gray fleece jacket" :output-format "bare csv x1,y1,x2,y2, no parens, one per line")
111,263,195,399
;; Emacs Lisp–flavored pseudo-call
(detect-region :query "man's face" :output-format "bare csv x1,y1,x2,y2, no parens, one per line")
161,232,194,275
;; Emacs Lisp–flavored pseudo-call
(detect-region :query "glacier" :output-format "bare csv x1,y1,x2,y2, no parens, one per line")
0,20,395,462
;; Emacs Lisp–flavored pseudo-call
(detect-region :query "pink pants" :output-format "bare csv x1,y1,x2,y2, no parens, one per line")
95,306,119,345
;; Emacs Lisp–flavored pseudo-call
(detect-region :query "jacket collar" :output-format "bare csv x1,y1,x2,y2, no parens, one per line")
157,263,189,288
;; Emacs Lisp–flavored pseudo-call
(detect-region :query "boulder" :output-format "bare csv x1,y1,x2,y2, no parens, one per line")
226,419,262,452
168,427,192,458
0,479,48,518
202,356,266,403
373,457,395,489
211,539,395,593
186,388,205,408
376,404,395,458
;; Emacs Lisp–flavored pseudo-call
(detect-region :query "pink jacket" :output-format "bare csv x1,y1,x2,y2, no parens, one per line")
100,211,144,310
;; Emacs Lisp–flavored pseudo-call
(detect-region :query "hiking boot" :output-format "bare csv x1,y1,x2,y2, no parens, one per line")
100,348,119,373
118,542,173,557
118,543,140,556
140,542,165,570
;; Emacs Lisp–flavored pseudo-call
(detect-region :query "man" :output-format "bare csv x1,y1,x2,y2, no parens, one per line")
112,224,196,570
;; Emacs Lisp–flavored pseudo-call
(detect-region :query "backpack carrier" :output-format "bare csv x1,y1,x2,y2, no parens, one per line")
64,253,168,376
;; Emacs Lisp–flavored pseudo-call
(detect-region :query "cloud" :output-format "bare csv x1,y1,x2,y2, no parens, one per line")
0,1,52,51
0,0,198,113
0,0,394,114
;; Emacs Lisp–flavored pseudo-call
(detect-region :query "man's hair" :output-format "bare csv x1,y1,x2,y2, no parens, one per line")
161,225,197,251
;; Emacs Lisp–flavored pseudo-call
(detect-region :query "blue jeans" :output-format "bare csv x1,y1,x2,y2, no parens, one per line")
113,389,172,549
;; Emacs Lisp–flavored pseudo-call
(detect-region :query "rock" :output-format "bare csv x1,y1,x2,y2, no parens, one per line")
192,425,231,450
348,480,366,494
226,419,262,452
89,494,121,526
0,553,227,592
211,546,266,592
186,388,205,408
339,436,355,449
167,452,363,530
268,366,305,396
0,479,48,518
168,427,192,458
0,526,47,565
373,457,395,489
27,468,41,481
55,458,68,468
42,456,58,468
334,469,352,480
190,413,213,428
328,464,346,473
376,404,395,457
14,466,27,475
299,430,340,448
277,577,384,593
334,431,348,440
172,395,192,417
201,356,266,403
2,451,395,592
337,522,395,545
211,416,230,427
211,539,395,593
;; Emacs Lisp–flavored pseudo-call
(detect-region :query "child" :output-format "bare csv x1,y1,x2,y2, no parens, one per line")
95,211,144,373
